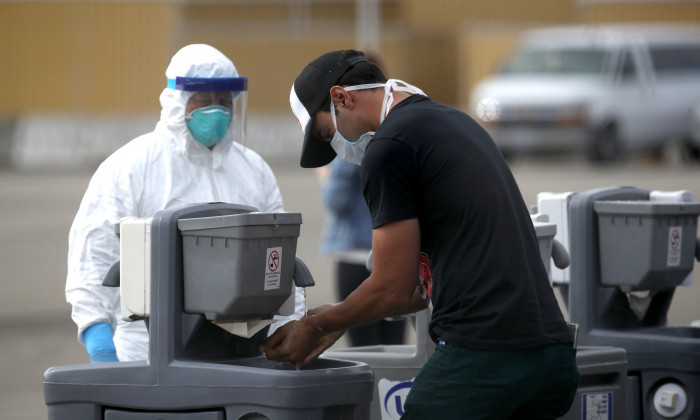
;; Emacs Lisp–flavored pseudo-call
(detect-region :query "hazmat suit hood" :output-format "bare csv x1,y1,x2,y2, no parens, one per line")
156,44,241,156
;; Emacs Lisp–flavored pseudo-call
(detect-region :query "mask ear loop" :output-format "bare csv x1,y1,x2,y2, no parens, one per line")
336,81,423,126
392,79,427,96
344,83,386,92
331,84,384,132
336,83,388,123
380,79,427,123
380,82,393,123
330,100,338,131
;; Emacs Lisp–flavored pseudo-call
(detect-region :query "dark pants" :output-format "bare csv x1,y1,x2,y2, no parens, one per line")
402,342,579,420
336,261,406,346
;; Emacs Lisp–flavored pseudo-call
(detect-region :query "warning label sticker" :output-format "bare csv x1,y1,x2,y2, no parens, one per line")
582,392,612,420
265,247,282,290
667,226,682,267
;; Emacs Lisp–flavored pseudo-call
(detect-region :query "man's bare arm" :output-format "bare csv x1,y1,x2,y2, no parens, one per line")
260,218,424,365
306,218,422,333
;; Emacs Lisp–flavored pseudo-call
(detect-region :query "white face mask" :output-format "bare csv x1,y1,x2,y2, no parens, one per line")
330,79,425,165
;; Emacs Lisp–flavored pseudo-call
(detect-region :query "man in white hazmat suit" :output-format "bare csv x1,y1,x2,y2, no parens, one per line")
66,44,305,363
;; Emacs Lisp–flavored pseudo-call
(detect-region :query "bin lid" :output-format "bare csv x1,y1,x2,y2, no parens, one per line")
594,201,700,216
178,212,302,232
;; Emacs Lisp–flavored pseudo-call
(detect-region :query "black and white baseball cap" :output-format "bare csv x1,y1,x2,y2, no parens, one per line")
290,50,367,168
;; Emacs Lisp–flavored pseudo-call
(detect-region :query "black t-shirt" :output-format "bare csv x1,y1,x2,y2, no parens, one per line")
360,95,572,350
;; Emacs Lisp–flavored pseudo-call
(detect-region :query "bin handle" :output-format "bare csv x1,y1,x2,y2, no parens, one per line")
695,237,700,262
293,257,315,288
102,260,120,287
551,239,570,270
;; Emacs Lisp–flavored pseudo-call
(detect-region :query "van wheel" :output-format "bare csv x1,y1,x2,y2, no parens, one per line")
683,140,700,163
590,125,620,163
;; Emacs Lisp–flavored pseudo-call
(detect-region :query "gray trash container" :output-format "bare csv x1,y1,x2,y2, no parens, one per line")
568,187,700,420
44,203,374,420
178,212,302,321
594,201,700,292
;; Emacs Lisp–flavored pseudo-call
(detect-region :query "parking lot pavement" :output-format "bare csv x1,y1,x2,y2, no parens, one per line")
2,156,700,418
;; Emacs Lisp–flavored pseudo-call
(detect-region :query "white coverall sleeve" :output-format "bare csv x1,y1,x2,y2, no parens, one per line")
258,160,285,214
66,154,140,342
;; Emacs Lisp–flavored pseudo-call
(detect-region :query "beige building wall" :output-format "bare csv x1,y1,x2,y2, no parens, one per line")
581,2,700,23
2,0,700,116
178,2,406,112
401,1,576,30
0,1,179,115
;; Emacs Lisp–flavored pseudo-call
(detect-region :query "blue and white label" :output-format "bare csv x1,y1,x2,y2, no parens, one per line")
378,378,414,420
582,392,612,420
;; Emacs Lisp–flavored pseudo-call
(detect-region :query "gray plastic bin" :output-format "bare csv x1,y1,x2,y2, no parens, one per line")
45,204,374,420
594,201,700,291
178,212,301,320
569,188,700,419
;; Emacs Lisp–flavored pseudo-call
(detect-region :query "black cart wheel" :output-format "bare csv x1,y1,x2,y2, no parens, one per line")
589,124,621,163
683,139,700,163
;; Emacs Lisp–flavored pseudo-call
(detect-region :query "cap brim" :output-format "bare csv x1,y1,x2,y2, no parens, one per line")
292,50,368,168
299,114,336,168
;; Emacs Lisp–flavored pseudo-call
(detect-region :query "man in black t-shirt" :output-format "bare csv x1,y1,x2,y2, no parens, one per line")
261,50,579,419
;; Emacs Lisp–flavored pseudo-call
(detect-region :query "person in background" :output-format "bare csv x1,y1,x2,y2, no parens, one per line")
319,155,405,346
262,49,578,419
66,44,305,363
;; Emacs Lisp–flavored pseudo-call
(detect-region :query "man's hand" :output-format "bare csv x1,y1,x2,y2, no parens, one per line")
260,318,322,368
300,304,347,364
260,218,422,368
260,307,346,368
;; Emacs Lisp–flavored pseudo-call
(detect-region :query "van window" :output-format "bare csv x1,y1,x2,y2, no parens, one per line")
649,45,700,74
618,51,637,79
500,48,610,75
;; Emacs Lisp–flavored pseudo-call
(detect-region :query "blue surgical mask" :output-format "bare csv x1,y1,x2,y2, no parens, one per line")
330,130,374,166
329,99,374,165
186,105,232,148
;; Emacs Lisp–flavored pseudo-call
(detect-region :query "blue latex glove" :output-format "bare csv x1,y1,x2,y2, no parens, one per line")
83,322,119,363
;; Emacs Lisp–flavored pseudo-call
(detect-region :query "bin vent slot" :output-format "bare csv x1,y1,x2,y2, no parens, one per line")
323,404,360,419
104,407,225,419
578,372,622,388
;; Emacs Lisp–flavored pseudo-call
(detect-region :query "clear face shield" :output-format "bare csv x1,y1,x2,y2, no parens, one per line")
168,76,248,148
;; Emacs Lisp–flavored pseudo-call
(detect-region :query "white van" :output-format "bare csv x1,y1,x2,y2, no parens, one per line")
469,24,700,162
